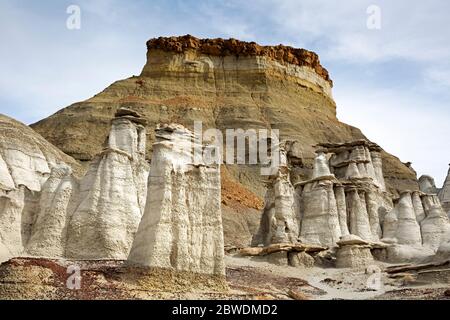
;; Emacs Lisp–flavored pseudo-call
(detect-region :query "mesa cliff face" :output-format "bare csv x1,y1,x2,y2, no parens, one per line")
31,35,417,202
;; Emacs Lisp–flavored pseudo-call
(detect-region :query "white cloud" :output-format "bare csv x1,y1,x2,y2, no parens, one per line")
246,0,450,64
0,1,147,122
425,67,450,89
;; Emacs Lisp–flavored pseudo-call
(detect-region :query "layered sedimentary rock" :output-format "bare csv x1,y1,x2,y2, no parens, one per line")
1,35,447,283
0,115,80,192
0,258,228,300
1,111,225,275
0,114,81,262
288,251,315,268
323,140,386,191
3,110,227,267
127,124,225,276
31,35,418,205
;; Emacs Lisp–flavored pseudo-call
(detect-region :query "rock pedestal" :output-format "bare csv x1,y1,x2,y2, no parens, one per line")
336,235,374,268
288,251,315,268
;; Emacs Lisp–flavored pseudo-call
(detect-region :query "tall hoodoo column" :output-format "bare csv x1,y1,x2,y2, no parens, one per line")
411,191,426,223
421,194,450,250
252,167,299,246
334,185,349,237
299,177,341,246
65,108,150,259
438,165,450,216
127,124,225,276
25,165,76,257
370,151,386,191
365,190,382,241
346,189,373,240
298,153,341,246
382,206,398,241
394,192,422,246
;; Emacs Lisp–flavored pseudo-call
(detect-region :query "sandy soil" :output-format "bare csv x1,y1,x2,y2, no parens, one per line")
1,256,448,300
224,255,450,300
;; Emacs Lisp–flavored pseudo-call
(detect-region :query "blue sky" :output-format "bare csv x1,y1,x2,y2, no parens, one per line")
1,0,449,185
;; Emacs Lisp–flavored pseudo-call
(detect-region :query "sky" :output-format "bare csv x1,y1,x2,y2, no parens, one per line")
0,0,449,185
